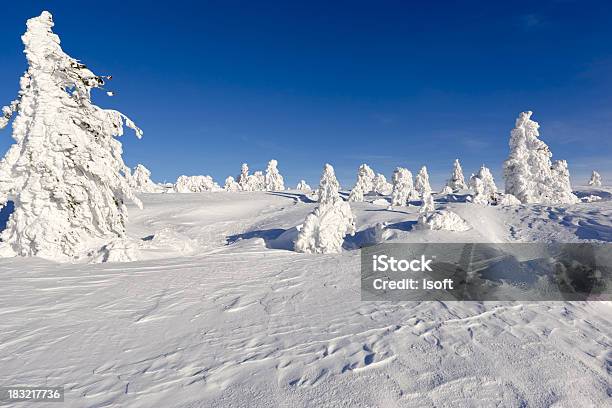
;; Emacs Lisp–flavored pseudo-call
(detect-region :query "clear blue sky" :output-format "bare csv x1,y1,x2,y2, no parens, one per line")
1,1,611,188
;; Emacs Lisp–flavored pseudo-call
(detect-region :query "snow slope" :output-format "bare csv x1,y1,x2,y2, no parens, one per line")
0,188,611,407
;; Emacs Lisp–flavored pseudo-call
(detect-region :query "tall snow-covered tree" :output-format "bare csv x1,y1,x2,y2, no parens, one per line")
446,159,468,191
415,166,432,197
373,173,393,195
390,167,414,206
237,163,250,191
503,111,578,204
419,191,435,213
131,164,162,193
0,11,143,260
348,164,375,202
224,176,240,191
296,180,311,192
470,164,497,204
589,170,602,187
265,159,285,191
295,164,356,254
247,171,266,191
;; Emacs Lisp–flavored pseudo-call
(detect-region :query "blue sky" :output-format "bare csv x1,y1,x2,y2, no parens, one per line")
1,1,611,188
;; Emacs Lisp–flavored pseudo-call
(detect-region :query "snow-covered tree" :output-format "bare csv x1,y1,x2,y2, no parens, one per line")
224,176,240,191
589,171,602,187
265,159,285,191
439,185,453,195
295,164,356,254
247,171,266,191
174,175,221,192
237,163,250,191
419,191,435,213
470,165,497,204
390,167,414,206
296,180,311,192
503,111,578,204
131,164,162,193
348,164,375,202
0,12,143,260
415,166,432,197
446,159,468,191
373,173,393,195
417,210,470,231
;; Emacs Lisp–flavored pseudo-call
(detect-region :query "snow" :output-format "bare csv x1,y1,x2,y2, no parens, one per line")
0,186,610,407
131,164,162,193
589,170,602,187
390,167,414,207
446,159,468,191
265,159,285,191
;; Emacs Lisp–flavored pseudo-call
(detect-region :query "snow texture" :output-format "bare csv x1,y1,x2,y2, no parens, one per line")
295,164,356,253
470,165,498,205
503,111,579,204
589,170,602,187
390,167,414,206
446,159,468,191
498,193,522,206
0,11,143,261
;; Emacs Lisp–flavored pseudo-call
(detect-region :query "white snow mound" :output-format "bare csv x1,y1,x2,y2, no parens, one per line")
417,210,471,231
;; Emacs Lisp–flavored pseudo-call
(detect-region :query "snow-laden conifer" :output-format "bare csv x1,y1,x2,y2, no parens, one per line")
247,171,266,191
174,175,221,193
348,164,375,202
446,159,468,191
373,173,393,195
296,180,311,192
265,159,285,191
295,164,356,254
131,164,162,193
419,191,435,213
588,171,602,187
503,111,578,204
470,165,497,204
237,163,250,191
224,176,240,191
0,12,143,260
390,167,414,206
415,166,432,197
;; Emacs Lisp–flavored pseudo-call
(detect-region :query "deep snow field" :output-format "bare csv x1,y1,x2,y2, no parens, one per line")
1,187,611,407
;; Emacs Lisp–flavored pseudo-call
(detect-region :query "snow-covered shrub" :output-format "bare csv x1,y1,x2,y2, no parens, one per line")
391,167,414,206
417,210,470,232
415,166,432,197
237,163,250,191
588,170,602,187
348,164,375,202
174,175,221,193
296,180,311,192
295,164,356,254
0,12,143,260
498,193,522,206
503,111,578,204
224,176,240,191
419,191,435,213
265,159,285,191
247,171,266,191
446,159,468,191
581,195,602,203
470,165,497,205
373,173,393,195
439,185,453,195
131,164,162,193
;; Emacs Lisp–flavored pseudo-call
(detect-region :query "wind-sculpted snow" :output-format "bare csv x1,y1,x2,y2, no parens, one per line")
131,164,163,193
391,167,414,207
0,189,610,407
0,11,142,261
173,175,221,193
